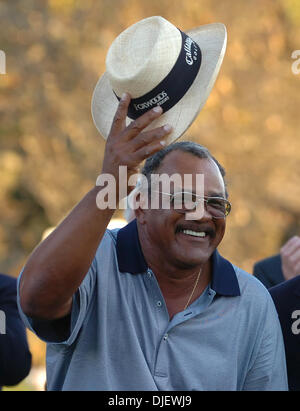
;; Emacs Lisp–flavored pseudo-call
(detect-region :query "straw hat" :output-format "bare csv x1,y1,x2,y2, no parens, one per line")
91,16,227,144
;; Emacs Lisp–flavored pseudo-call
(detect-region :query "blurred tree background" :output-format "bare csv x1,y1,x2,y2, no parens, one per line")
1,0,300,388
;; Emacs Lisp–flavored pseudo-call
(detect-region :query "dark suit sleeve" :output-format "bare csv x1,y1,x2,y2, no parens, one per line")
269,277,300,391
253,255,285,289
253,262,274,289
0,274,32,386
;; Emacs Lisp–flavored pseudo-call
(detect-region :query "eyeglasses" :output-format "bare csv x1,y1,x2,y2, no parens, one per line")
153,191,231,218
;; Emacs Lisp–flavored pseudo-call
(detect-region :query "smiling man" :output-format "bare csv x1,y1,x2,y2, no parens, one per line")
18,95,288,391
135,146,229,319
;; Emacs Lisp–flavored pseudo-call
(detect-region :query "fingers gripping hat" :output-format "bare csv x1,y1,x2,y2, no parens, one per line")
91,16,227,143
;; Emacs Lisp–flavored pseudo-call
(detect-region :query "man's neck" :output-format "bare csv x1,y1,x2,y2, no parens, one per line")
152,262,211,320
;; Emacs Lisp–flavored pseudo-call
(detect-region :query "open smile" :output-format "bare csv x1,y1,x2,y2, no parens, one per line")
176,225,216,240
181,229,206,238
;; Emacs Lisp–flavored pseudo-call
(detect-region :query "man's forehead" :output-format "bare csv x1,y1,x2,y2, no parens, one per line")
155,152,223,181
156,150,217,173
149,151,225,197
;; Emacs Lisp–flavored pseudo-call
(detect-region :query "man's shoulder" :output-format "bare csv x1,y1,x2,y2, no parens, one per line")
92,228,120,272
233,265,274,302
97,228,119,251
227,264,281,332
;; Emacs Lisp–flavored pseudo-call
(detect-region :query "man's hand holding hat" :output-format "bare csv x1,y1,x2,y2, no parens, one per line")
101,92,172,202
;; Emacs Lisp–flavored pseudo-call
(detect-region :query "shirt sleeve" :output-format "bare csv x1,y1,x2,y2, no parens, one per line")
17,230,115,346
0,275,32,386
17,257,97,346
242,292,288,391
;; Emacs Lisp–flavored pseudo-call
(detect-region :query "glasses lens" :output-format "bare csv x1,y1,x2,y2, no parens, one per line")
206,198,230,218
170,192,231,217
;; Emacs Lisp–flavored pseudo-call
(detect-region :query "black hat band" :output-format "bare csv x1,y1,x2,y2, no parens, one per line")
114,29,202,120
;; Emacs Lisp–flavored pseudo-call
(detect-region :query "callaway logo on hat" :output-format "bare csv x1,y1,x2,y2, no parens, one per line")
91,16,227,144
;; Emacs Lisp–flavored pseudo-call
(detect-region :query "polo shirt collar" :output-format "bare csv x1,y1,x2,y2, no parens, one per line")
116,219,148,274
116,219,240,297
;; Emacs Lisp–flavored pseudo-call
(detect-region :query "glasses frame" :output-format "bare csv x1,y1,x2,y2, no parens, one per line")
152,190,232,218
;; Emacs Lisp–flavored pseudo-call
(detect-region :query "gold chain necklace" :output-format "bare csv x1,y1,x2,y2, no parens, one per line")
183,269,202,311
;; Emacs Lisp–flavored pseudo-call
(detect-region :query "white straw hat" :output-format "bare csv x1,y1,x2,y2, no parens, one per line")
91,16,227,144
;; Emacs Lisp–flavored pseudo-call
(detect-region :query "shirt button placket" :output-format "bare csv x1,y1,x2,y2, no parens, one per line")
154,333,170,379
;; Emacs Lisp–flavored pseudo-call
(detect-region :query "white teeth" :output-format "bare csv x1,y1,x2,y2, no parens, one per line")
182,230,206,237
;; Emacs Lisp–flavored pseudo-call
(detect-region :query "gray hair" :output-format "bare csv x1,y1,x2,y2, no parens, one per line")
140,141,228,198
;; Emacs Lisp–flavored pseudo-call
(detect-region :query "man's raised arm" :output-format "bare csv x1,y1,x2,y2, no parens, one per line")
19,94,171,320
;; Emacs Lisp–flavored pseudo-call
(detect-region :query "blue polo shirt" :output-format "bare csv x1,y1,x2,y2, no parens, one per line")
18,220,288,390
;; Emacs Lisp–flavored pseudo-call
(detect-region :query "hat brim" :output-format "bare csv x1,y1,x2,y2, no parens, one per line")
91,23,227,144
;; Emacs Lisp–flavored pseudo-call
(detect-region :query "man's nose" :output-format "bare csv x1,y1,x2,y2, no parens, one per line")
184,201,213,221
